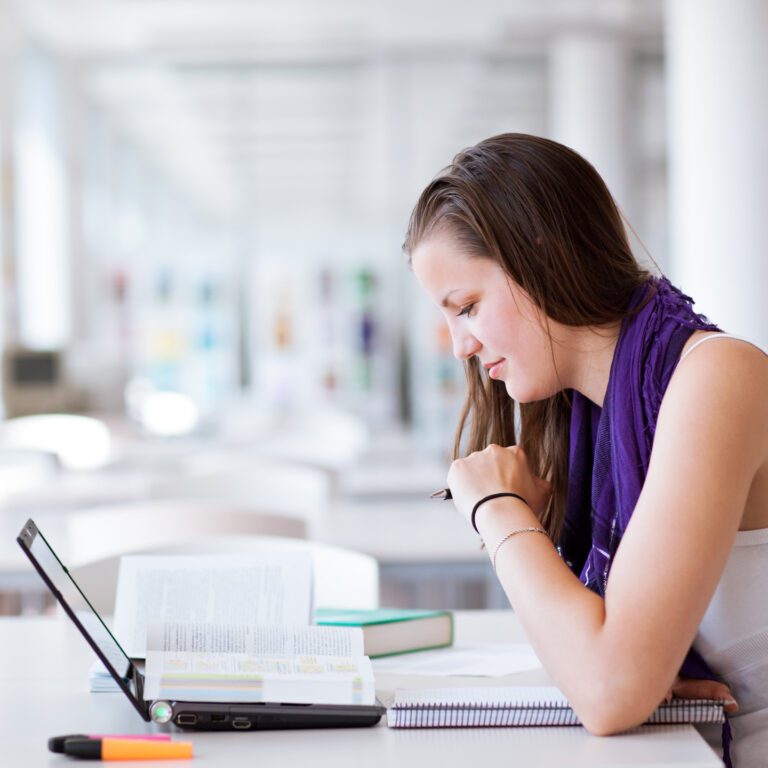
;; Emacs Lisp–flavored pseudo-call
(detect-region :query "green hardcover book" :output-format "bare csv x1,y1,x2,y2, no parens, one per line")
315,608,454,658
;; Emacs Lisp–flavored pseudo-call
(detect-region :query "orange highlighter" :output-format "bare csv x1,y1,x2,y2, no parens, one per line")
62,737,193,760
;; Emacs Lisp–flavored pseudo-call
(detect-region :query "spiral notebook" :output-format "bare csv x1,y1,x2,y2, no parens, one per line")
386,686,726,728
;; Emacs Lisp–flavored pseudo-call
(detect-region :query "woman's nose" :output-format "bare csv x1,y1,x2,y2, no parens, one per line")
452,329,481,361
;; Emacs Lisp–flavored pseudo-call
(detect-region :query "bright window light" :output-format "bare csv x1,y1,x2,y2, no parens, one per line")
139,391,199,437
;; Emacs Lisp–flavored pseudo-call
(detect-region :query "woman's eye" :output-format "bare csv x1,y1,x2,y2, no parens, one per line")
457,303,475,318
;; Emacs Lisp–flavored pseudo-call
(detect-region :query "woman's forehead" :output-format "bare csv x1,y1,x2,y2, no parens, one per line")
412,232,498,275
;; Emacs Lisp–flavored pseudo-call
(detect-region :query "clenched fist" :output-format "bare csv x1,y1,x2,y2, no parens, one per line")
447,445,552,526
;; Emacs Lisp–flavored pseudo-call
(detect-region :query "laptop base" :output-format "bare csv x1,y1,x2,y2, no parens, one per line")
170,701,385,731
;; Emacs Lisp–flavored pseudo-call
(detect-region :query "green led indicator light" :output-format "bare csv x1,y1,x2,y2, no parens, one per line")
150,701,173,723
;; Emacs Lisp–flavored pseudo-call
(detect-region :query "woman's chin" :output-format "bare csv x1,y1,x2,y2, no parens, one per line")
504,379,557,404
503,380,528,402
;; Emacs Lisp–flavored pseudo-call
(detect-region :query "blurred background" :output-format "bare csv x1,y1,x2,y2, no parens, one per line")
0,0,765,615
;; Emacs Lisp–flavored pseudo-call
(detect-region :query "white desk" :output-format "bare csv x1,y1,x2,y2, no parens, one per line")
0,611,722,767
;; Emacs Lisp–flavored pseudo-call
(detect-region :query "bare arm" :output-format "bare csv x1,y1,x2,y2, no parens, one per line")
448,341,768,734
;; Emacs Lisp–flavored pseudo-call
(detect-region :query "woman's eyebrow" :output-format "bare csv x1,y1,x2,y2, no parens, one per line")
440,289,461,308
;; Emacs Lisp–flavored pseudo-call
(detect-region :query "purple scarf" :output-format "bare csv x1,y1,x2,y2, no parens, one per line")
559,277,732,764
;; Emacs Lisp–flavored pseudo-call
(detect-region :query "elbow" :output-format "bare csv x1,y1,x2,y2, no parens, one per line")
572,679,660,737
579,709,639,738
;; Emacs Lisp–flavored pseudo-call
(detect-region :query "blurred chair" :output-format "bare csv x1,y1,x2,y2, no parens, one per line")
0,414,112,470
0,447,60,504
65,501,308,614
150,455,336,536
71,535,379,615
65,500,307,565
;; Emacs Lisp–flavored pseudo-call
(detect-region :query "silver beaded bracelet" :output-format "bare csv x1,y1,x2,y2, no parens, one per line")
491,527,549,571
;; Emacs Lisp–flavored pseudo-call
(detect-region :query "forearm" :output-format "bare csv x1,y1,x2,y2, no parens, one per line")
475,497,667,732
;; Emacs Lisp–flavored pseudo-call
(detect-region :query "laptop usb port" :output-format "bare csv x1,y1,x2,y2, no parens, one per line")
232,718,252,729
211,714,227,723
177,714,198,726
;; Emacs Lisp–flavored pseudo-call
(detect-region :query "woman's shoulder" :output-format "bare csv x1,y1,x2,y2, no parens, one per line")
670,330,768,410
658,329,767,458
663,328,768,458
678,330,767,365
659,330,768,531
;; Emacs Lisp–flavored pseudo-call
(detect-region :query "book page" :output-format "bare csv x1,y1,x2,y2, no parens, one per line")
143,649,376,705
146,621,364,657
113,553,313,658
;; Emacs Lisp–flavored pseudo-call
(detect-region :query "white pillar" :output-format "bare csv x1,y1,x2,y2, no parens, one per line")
0,0,19,349
665,0,768,346
549,32,632,216
0,2,20,419
13,45,73,349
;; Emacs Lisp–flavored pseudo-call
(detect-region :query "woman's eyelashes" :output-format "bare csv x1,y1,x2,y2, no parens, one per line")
457,302,476,318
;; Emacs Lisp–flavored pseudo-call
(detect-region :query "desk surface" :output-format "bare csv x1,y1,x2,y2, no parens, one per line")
0,611,722,767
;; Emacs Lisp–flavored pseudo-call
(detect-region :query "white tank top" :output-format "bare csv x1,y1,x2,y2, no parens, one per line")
679,333,768,767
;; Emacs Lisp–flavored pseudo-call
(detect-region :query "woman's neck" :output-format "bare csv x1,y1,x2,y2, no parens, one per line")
555,322,621,408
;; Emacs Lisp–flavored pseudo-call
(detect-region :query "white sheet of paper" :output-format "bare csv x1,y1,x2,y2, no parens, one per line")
113,553,313,658
371,643,542,676
146,621,364,657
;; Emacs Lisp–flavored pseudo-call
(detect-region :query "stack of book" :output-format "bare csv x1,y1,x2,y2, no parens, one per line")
316,608,453,658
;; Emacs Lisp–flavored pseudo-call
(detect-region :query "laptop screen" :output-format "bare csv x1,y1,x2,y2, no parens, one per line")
16,519,149,721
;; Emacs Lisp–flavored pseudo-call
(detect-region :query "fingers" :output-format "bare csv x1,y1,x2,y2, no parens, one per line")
671,678,729,699
670,678,739,713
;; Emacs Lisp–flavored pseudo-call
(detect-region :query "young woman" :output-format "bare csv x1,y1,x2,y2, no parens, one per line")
406,134,767,767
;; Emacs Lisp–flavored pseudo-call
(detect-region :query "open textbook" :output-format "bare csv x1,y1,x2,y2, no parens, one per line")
110,553,375,706
113,553,315,659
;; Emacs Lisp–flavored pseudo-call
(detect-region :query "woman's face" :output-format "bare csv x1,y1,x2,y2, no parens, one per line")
411,229,562,403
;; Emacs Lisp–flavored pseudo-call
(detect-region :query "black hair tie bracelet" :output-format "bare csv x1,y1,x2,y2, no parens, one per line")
471,492,530,534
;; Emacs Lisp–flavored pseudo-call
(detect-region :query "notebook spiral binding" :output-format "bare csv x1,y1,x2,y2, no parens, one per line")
387,699,725,729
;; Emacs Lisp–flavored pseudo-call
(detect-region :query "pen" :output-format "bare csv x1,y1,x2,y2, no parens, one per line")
62,737,193,761
49,734,171,753
431,486,486,550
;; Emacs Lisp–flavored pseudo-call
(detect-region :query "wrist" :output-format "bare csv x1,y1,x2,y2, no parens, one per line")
474,495,538,539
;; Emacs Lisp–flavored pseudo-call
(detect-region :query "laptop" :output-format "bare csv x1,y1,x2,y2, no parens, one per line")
17,519,385,731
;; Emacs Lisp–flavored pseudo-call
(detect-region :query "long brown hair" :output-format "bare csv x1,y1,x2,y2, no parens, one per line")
404,134,650,541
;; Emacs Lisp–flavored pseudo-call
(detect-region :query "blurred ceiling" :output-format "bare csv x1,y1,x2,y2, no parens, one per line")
5,0,663,226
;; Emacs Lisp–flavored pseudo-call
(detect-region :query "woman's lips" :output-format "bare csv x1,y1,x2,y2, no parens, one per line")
487,359,505,379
